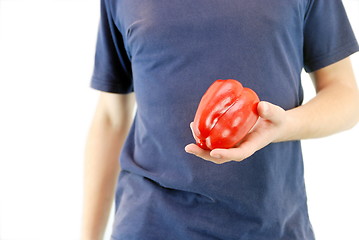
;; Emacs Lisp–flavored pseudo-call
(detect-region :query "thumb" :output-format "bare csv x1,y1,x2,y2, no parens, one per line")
257,101,285,124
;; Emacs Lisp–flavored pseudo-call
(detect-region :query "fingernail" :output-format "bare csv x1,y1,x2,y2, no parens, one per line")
261,102,268,114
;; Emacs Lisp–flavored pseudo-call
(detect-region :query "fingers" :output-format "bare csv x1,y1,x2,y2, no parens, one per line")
210,129,271,162
186,117,269,164
185,144,233,164
209,148,252,162
185,119,273,163
257,101,285,124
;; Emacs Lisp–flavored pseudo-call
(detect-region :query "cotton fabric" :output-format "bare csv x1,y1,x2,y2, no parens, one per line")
90,0,359,239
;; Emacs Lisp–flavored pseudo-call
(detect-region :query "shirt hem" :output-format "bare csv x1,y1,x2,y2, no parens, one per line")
304,41,359,73
90,76,133,94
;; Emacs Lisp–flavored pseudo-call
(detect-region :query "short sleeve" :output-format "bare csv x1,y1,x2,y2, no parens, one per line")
90,0,133,93
303,0,359,73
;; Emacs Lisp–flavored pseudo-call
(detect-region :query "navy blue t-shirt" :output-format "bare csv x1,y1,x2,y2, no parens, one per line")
90,0,359,239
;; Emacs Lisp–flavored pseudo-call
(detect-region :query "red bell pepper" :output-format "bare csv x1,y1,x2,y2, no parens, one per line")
192,79,260,150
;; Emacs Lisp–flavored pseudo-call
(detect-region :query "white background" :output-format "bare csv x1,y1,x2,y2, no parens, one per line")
0,0,358,239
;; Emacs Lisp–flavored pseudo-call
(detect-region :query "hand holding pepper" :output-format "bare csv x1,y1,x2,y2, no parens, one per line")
185,79,287,164
185,100,288,164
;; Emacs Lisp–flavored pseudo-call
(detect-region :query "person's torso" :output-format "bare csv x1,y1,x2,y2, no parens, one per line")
110,1,314,239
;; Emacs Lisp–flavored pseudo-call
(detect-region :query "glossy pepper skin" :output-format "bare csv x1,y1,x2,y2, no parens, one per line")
193,79,260,150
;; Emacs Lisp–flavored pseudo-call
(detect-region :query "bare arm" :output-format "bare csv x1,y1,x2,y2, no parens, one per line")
81,92,135,240
284,57,359,140
185,57,359,163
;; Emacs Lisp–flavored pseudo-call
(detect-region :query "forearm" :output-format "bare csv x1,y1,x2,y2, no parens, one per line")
281,79,359,142
81,93,135,239
282,58,359,141
81,122,125,240
81,121,127,240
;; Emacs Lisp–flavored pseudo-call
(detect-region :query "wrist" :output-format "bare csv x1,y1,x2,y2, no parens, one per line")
273,107,303,143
